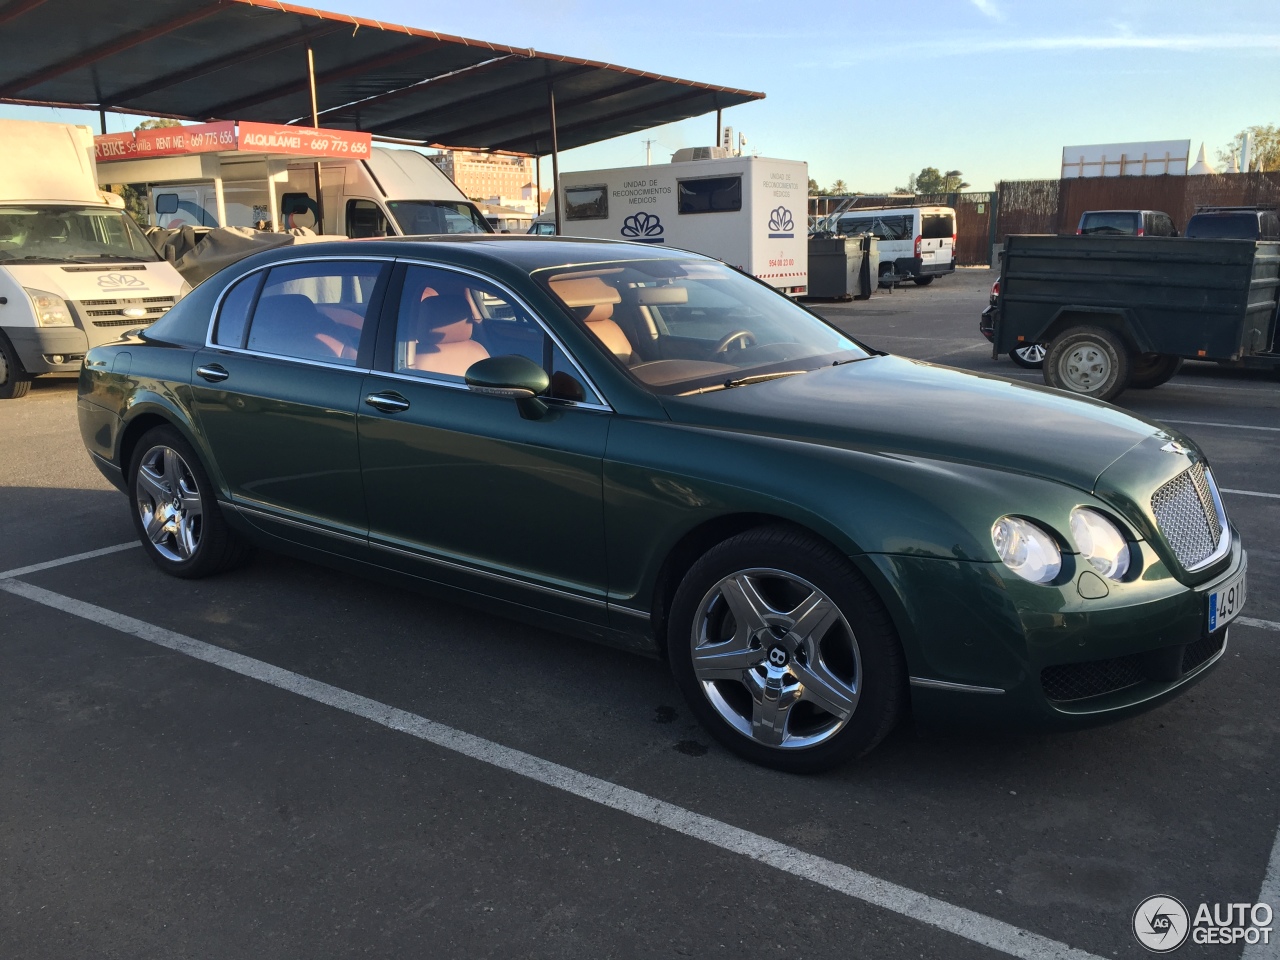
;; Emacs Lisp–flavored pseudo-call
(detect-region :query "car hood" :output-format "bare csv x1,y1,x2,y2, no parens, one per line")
658,355,1161,492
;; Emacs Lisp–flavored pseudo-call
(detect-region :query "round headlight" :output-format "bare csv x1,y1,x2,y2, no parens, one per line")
991,516,1062,584
1069,507,1130,580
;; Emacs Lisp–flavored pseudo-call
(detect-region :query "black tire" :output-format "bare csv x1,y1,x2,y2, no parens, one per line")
877,264,897,290
667,525,906,773
0,333,32,400
1007,343,1046,369
127,425,252,579
912,276,935,286
1043,325,1132,402
1129,353,1183,389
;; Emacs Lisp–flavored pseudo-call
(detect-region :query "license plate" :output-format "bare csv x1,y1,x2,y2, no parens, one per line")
1208,567,1246,632
921,251,935,260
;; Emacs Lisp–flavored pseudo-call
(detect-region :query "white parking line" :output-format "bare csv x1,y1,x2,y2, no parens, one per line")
0,575,1106,960
0,541,139,581
1242,827,1280,960
1223,489,1280,500
1239,617,1280,632
1160,419,1280,434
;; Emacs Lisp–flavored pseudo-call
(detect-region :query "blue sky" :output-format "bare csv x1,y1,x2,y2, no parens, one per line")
5,0,1278,192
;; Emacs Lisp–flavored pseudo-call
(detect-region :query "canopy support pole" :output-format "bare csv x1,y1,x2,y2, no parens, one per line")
266,168,280,232
536,150,542,216
307,45,324,232
548,85,561,236
213,175,227,228
715,106,722,147
98,109,107,134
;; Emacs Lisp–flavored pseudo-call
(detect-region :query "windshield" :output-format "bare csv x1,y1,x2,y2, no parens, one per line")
386,200,493,235
0,205,159,263
1184,213,1259,239
535,259,869,395
1079,212,1140,235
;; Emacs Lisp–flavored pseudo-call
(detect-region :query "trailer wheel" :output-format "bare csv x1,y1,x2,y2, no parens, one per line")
0,333,32,400
1128,354,1183,389
1043,325,1131,402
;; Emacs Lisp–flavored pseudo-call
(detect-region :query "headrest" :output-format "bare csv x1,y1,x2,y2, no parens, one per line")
634,286,689,305
577,303,614,323
549,275,622,308
256,294,325,328
416,292,473,329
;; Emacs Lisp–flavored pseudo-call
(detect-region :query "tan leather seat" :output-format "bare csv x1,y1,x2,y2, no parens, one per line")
578,302,636,365
407,292,489,378
549,275,636,365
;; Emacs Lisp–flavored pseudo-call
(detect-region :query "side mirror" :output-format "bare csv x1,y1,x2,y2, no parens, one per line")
464,355,552,420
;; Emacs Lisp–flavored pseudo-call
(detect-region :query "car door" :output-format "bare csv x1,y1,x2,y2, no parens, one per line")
189,257,389,556
357,261,612,623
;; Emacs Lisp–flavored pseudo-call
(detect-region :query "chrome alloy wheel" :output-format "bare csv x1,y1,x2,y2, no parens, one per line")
690,568,861,750
1059,342,1111,391
1013,343,1046,364
135,445,203,562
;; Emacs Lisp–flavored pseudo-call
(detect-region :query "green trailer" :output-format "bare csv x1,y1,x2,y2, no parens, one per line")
989,234,1280,401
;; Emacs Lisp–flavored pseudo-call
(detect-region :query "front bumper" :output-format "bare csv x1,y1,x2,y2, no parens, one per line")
861,527,1246,732
5,324,89,374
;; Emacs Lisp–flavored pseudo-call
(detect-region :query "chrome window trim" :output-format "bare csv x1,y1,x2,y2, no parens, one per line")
1184,465,1231,573
909,677,1006,695
201,252,614,413
369,538,608,609
392,256,614,412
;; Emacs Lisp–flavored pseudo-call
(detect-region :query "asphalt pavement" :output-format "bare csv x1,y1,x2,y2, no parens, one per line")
1,267,1277,960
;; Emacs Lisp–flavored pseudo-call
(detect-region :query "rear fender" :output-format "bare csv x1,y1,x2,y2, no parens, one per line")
1039,307,1150,355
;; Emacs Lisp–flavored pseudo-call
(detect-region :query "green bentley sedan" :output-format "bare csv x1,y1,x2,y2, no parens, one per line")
77,237,1246,772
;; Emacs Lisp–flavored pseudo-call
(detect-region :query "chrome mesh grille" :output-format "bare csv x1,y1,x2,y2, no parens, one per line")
1151,462,1222,569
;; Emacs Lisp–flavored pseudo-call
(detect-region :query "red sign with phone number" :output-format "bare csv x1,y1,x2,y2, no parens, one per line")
95,122,371,162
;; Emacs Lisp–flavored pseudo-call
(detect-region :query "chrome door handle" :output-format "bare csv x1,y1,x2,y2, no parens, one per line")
364,391,410,413
196,364,229,382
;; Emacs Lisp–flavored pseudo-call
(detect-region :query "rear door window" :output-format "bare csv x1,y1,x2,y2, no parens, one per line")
1185,213,1259,239
244,260,387,364
921,214,953,239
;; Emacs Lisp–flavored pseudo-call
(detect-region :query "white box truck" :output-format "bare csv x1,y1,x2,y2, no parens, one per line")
556,151,808,294
0,119,189,399
146,147,492,238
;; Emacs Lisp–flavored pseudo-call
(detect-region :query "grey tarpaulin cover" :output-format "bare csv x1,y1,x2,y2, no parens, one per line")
146,226,347,286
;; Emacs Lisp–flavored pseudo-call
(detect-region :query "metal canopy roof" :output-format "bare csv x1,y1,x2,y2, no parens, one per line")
0,0,763,155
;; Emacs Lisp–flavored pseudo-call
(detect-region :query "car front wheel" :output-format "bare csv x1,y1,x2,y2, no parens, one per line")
668,526,905,773
128,425,252,578
1008,343,1046,368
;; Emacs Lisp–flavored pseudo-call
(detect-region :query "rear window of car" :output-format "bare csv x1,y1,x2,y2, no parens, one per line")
921,214,953,239
242,261,386,364
1184,213,1260,240
1079,212,1141,235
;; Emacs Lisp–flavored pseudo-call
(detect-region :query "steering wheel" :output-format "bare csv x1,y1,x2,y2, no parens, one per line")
713,330,757,355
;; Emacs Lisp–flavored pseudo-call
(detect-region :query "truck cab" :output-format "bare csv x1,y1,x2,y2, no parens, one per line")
0,120,189,399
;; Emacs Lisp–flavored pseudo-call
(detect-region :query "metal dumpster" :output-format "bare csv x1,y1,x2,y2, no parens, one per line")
807,234,877,300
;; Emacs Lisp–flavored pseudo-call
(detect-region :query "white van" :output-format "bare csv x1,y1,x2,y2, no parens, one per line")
556,152,809,294
149,147,492,238
0,120,189,399
828,205,955,286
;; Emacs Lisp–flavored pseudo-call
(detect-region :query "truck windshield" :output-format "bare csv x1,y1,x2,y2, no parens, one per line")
535,258,869,395
0,205,159,262
1184,213,1259,240
1079,212,1141,235
386,201,492,235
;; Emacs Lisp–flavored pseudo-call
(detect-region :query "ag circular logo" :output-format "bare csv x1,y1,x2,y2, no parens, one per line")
766,645,789,668
1133,895,1190,952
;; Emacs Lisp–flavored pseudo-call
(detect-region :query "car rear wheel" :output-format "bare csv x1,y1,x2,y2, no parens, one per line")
668,526,905,773
1008,343,1046,368
912,276,934,286
128,425,252,579
1043,325,1132,402
0,334,32,400
1129,353,1183,389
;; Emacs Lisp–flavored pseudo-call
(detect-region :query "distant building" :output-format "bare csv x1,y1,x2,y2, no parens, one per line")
429,150,537,203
